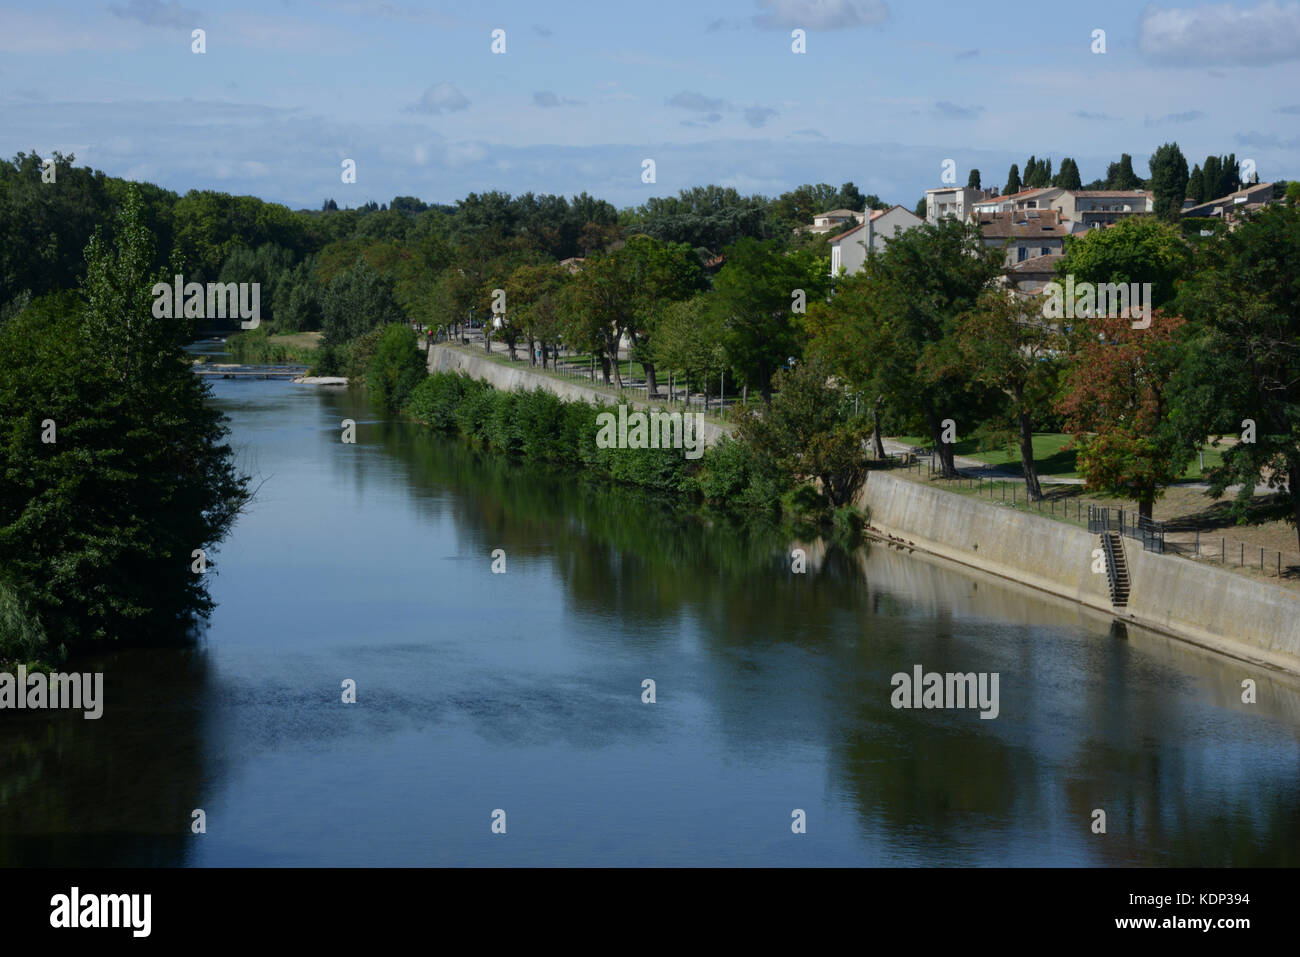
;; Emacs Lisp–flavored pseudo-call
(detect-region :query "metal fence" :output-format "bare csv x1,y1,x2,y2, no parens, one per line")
885,456,1299,582
1087,505,1166,554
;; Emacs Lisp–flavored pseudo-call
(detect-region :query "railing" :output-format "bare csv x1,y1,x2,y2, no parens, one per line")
1087,505,1165,553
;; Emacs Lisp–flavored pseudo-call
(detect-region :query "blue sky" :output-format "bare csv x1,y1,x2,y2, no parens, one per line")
2,0,1298,211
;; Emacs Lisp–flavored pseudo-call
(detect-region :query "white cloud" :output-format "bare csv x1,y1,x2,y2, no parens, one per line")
406,82,471,114
668,91,726,112
1139,1,1300,65
751,0,889,30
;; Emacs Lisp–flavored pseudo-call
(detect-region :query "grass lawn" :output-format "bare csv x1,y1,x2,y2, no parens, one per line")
267,331,322,351
890,433,1081,478
888,432,1228,481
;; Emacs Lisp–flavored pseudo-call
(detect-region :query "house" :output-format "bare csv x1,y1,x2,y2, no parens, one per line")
558,257,585,273
1182,182,1276,223
973,187,1065,215
802,208,867,234
925,186,982,224
1005,252,1064,294
828,205,924,276
1050,190,1153,228
977,209,1068,265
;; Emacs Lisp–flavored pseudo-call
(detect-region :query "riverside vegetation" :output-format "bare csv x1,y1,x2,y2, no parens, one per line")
4,147,1300,661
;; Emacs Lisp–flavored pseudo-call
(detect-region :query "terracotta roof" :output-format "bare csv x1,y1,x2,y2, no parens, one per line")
1010,252,1064,272
977,187,1054,205
816,208,859,219
1070,190,1152,198
978,209,1068,238
827,222,865,243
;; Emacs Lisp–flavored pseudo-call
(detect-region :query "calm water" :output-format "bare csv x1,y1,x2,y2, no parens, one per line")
3,370,1300,867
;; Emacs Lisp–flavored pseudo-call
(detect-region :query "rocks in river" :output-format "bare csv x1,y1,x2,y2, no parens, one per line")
293,376,348,386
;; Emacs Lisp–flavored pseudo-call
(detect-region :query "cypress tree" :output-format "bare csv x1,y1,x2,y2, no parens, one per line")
1004,164,1021,196
1202,156,1222,200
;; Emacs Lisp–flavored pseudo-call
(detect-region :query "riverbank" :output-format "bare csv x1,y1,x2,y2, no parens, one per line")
858,470,1300,675
427,343,735,448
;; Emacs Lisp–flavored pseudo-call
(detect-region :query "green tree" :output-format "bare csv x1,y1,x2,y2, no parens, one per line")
1055,216,1189,310
321,256,404,346
653,296,728,409
952,289,1066,500
1173,201,1300,548
967,169,981,191
0,189,248,652
366,323,427,412
735,354,869,508
1105,153,1142,190
1004,163,1022,196
1055,157,1083,190
1187,164,1205,204
1148,142,1189,220
709,237,827,405
808,219,1003,477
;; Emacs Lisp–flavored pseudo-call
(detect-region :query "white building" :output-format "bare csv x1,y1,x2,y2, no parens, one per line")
925,186,982,224
828,205,924,276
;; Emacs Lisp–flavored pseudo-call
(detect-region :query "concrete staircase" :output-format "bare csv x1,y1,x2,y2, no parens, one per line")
1100,532,1130,609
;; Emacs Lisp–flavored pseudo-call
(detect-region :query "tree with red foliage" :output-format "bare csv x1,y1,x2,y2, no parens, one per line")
1058,310,1195,521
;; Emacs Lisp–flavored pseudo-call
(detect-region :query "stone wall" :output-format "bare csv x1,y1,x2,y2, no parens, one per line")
858,471,1300,674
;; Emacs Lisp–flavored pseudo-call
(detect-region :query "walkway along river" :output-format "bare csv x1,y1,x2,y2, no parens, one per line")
1,371,1298,866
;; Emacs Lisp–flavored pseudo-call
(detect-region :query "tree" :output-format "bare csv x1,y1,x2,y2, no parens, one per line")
504,262,569,367
654,296,728,409
709,237,827,405
1148,142,1189,220
914,196,927,219
1059,311,1192,521
615,236,706,398
1201,156,1222,202
1105,153,1142,190
366,323,427,412
1004,163,1021,196
563,252,633,385
0,188,248,653
321,256,404,346
967,169,981,191
952,289,1066,500
1055,216,1189,311
808,219,1004,477
735,354,869,508
1173,201,1300,549
1055,157,1082,191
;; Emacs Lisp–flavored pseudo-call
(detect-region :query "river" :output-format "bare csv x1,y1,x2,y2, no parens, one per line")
3,364,1299,866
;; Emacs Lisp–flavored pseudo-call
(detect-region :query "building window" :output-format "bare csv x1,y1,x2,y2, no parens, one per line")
1041,247,1049,257
1017,246,1028,262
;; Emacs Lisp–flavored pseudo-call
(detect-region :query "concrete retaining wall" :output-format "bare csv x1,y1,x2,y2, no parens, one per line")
427,345,733,446
858,471,1300,674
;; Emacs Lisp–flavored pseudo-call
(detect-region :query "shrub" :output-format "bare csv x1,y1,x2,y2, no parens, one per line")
366,324,426,412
